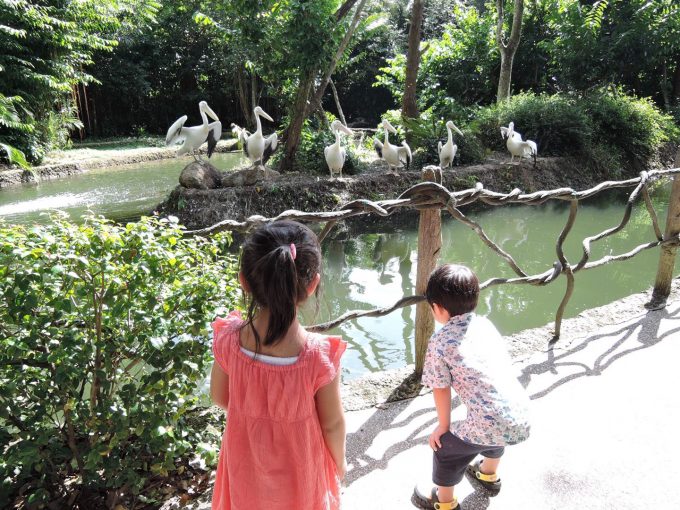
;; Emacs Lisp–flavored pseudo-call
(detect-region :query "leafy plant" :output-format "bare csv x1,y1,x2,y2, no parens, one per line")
0,214,240,508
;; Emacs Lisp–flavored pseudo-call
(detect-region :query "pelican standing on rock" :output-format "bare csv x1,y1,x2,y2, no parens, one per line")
166,101,222,161
373,119,412,173
438,120,464,170
500,122,537,166
243,106,278,166
324,120,353,178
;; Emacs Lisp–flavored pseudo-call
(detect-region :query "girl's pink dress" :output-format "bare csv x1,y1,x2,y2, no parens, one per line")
211,311,347,510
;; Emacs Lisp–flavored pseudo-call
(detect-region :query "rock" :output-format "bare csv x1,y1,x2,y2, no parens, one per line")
179,161,223,190
220,165,280,187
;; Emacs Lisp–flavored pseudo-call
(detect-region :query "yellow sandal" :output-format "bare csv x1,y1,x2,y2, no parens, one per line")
411,486,460,510
465,459,501,494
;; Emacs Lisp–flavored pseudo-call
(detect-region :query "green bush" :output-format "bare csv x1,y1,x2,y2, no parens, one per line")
0,215,240,508
472,90,678,175
474,92,593,156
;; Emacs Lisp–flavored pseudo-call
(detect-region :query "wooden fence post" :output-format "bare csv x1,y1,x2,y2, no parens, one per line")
648,148,680,309
414,166,442,376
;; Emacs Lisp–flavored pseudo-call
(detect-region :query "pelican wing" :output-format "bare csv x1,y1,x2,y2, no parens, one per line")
324,145,330,166
437,140,443,159
262,132,278,164
373,138,383,159
206,120,222,158
500,126,509,139
166,115,188,146
398,142,412,170
243,136,250,160
526,139,537,154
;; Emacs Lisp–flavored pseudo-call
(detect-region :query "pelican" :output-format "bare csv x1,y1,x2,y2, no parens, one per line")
324,120,353,178
230,123,250,149
243,106,278,166
373,119,412,173
500,122,537,166
166,101,221,161
438,120,464,170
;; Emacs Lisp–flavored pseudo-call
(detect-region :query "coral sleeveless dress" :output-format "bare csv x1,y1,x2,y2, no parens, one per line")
211,311,346,510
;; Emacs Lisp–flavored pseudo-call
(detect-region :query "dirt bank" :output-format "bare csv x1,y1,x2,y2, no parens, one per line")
0,139,239,189
156,155,623,231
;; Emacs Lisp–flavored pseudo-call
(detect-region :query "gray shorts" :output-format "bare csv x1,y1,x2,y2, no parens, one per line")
432,432,505,487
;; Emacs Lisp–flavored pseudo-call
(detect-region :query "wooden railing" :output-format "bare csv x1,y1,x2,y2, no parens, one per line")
186,162,680,375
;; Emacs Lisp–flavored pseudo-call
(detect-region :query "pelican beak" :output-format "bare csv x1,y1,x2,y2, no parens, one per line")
339,124,353,136
258,109,274,122
453,125,464,137
383,120,397,134
204,103,220,122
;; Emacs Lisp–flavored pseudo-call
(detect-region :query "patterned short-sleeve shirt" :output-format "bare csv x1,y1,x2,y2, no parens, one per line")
423,312,531,447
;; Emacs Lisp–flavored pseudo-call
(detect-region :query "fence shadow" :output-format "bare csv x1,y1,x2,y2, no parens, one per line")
344,301,680,509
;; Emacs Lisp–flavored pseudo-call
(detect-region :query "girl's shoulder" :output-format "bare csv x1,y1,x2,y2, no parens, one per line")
211,310,245,371
306,333,347,391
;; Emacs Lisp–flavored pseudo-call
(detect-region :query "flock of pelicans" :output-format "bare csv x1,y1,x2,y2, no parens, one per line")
165,101,539,178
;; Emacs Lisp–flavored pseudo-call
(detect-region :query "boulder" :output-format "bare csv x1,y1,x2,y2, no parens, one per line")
179,161,223,189
220,165,280,187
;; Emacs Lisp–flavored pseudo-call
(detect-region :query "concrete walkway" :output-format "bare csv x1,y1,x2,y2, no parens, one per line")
341,296,680,510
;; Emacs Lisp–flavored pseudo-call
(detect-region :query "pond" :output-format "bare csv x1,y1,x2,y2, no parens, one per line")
306,186,679,380
0,153,246,224
1,161,676,380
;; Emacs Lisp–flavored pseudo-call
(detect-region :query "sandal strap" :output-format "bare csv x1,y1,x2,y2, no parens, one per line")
434,498,457,510
476,470,499,483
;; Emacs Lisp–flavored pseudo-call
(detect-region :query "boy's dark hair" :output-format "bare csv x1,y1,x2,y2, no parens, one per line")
425,264,479,317
240,220,321,349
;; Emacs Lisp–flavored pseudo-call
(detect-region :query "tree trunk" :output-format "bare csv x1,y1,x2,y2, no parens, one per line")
236,67,251,126
250,73,258,126
402,0,424,119
279,73,315,172
279,0,367,172
496,0,524,102
329,79,347,126
662,61,671,111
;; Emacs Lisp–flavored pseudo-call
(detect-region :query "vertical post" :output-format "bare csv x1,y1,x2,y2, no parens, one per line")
414,167,442,376
648,148,680,309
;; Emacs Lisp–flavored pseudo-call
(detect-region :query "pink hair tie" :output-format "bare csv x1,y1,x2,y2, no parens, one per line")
289,243,297,260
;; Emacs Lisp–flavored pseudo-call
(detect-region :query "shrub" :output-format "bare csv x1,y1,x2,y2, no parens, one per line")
0,214,240,508
472,90,679,175
474,92,593,157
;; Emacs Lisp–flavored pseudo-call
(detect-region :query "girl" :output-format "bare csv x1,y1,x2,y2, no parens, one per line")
210,220,347,510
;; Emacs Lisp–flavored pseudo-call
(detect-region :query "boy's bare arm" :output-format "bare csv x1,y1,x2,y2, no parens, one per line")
429,386,452,451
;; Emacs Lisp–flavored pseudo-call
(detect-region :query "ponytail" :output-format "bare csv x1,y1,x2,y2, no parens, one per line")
240,221,321,349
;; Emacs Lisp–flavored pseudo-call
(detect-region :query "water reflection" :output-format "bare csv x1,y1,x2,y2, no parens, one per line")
307,187,678,380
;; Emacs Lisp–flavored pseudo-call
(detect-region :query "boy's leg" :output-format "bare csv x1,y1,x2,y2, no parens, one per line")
479,456,501,475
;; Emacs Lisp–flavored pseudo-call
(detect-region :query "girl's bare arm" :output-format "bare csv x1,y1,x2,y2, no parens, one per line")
315,372,346,478
210,362,230,410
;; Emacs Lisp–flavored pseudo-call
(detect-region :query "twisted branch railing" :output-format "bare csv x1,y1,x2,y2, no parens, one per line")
186,168,680,340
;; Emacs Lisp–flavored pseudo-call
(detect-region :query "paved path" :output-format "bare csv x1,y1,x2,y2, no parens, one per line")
341,298,680,510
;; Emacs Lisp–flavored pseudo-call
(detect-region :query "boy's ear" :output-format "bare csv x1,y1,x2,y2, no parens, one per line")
238,272,250,292
306,272,321,297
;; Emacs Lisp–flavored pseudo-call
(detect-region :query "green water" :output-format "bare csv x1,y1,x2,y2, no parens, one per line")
304,187,678,379
0,153,245,224
1,161,676,380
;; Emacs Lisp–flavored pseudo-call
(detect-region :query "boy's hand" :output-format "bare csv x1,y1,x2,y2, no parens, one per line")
429,424,449,452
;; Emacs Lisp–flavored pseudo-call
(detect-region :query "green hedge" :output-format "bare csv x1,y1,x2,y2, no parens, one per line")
473,91,679,175
0,215,240,508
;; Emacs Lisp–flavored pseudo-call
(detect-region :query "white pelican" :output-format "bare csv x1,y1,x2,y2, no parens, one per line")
500,122,537,165
230,123,250,149
373,119,412,173
324,120,353,178
166,101,222,160
438,120,464,170
243,106,278,166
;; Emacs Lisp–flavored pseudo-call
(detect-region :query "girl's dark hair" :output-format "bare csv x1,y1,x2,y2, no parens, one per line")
240,220,321,349
425,264,479,317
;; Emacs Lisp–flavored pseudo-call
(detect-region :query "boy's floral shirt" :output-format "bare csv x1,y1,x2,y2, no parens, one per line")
423,312,531,446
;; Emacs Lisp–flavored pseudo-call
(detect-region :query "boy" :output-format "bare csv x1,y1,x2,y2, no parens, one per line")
412,264,531,510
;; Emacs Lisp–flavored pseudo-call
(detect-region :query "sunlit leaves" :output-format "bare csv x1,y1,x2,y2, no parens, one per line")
0,215,240,506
